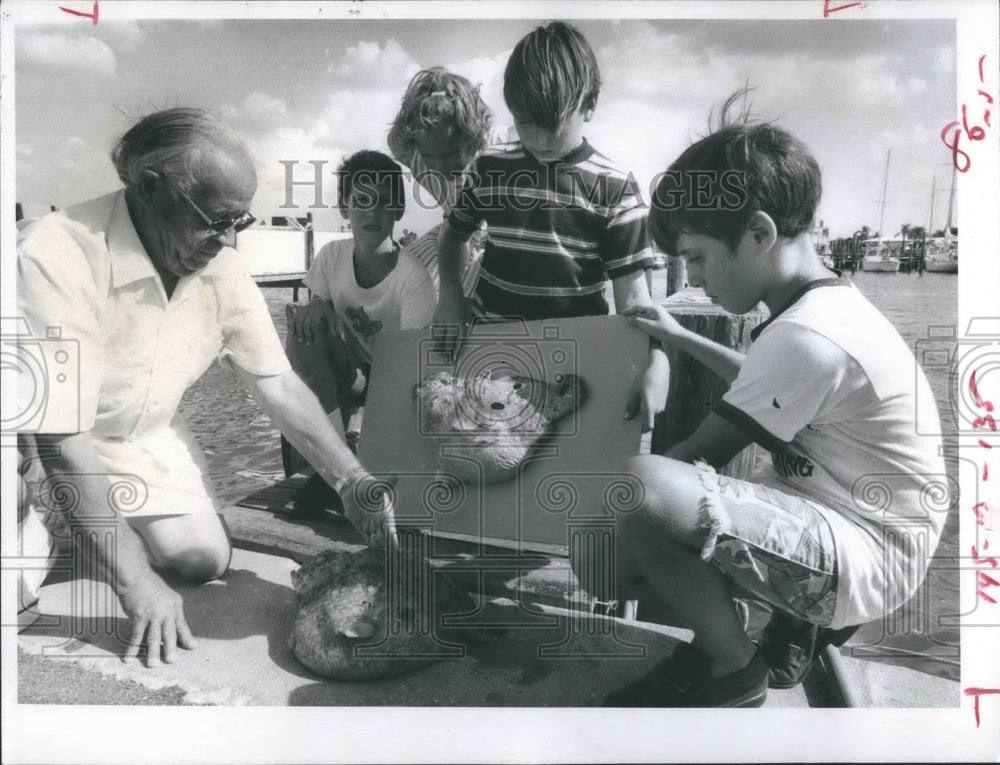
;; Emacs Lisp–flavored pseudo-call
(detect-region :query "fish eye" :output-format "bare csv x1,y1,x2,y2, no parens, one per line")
512,383,522,390
491,402,505,410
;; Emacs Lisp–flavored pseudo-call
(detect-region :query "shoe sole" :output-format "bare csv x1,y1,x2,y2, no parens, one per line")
604,686,768,708
724,688,768,707
767,660,816,689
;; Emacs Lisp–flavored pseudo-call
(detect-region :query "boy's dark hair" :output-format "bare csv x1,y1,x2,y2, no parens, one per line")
503,21,601,131
337,150,405,216
649,91,822,255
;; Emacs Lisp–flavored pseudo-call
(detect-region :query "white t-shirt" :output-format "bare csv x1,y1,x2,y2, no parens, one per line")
303,239,436,366
718,276,948,627
16,190,291,516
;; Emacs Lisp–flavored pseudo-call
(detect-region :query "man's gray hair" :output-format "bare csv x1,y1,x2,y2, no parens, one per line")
111,107,256,195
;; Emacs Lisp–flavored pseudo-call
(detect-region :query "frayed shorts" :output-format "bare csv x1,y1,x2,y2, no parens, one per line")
695,461,840,627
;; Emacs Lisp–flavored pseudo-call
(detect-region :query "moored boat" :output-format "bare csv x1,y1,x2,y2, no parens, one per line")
923,237,957,273
861,237,901,273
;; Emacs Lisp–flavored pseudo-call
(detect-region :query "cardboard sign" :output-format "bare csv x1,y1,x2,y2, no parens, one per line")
358,316,648,553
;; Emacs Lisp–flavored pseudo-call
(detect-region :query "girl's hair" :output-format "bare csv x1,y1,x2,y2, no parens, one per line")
387,67,493,166
503,21,601,131
649,89,822,254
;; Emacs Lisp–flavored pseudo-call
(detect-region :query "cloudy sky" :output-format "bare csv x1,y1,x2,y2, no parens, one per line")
13,8,960,242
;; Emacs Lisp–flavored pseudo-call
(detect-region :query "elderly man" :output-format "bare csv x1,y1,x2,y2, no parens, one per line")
16,107,395,667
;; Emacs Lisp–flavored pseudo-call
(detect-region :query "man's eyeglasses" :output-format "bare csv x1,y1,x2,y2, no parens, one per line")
170,181,256,235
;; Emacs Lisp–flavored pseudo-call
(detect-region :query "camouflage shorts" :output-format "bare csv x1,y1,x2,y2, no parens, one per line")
696,461,840,627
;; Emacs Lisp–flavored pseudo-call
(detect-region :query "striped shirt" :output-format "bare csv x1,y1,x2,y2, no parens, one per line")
448,139,656,321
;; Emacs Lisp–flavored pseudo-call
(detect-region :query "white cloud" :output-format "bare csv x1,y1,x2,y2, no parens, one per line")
441,50,514,130
17,135,119,210
598,23,934,120
17,32,116,77
222,92,290,133
315,88,401,152
935,46,955,74
96,21,147,52
329,38,420,87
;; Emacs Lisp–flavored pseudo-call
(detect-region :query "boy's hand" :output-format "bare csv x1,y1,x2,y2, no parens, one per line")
621,304,684,346
431,289,469,363
625,352,670,432
292,299,337,346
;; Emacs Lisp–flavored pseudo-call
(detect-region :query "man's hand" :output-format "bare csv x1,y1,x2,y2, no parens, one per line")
621,304,685,346
117,570,196,668
625,351,671,432
339,470,399,549
292,299,337,346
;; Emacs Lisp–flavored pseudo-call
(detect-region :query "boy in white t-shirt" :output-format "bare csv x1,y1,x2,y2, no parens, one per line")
288,150,436,449
596,102,948,707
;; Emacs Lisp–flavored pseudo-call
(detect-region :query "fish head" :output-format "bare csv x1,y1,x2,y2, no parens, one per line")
415,370,587,434
460,371,543,430
469,371,586,429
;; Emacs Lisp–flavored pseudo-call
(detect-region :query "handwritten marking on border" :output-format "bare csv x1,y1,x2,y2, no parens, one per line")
823,0,864,17
59,1,98,24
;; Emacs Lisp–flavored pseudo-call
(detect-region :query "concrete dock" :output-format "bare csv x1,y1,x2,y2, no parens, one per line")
17,545,957,709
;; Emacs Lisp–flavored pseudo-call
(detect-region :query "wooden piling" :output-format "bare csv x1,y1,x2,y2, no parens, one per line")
650,288,766,478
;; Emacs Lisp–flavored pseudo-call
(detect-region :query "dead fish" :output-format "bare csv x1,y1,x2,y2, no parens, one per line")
413,371,587,484
288,546,486,680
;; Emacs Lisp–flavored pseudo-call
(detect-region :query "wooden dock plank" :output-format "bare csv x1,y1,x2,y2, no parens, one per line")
222,476,590,609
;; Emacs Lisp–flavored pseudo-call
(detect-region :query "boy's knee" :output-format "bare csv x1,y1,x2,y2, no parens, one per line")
287,334,329,370
618,454,666,519
617,454,701,543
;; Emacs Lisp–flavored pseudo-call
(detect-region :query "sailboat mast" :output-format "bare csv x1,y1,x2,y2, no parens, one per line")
877,149,890,238
945,163,956,235
928,171,936,232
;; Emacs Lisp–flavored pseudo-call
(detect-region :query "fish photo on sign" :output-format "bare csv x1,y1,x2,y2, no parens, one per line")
359,316,648,549
2,1,999,764
412,369,589,485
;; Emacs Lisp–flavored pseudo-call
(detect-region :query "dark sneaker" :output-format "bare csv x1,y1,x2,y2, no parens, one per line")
762,611,820,689
284,472,347,520
603,643,768,708
762,611,860,689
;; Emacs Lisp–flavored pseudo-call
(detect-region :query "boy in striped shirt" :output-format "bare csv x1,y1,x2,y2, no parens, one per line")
434,21,669,429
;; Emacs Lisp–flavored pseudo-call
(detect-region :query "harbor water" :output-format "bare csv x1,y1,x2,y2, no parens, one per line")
178,268,960,681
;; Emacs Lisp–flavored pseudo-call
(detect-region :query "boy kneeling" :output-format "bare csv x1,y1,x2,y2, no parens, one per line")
600,104,947,707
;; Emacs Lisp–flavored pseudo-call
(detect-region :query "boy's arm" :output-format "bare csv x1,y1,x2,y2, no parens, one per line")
612,272,670,432
399,262,438,330
623,303,745,385
664,412,753,470
432,223,472,356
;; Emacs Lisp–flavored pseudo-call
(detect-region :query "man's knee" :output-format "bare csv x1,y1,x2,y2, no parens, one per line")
160,542,231,582
132,515,232,582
